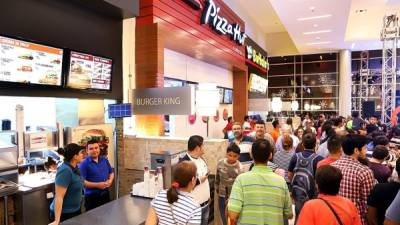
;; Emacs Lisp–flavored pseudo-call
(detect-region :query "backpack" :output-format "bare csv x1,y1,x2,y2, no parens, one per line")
291,153,318,203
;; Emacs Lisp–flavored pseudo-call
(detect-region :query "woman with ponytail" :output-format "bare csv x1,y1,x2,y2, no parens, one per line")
146,161,202,225
49,143,85,225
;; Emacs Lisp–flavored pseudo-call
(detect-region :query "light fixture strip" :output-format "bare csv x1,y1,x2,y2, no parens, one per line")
297,14,332,21
306,41,331,45
303,30,332,35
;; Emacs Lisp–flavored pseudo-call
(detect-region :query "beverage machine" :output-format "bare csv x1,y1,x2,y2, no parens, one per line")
150,149,187,189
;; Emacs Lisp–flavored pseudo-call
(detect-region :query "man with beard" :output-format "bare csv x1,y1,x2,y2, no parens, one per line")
332,134,376,225
229,122,254,162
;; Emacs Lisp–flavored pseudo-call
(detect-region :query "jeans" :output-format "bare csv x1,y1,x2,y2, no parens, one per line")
201,203,210,225
218,196,227,225
84,190,110,211
50,209,81,222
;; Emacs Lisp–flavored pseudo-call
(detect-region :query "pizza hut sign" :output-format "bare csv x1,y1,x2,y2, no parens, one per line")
200,0,246,45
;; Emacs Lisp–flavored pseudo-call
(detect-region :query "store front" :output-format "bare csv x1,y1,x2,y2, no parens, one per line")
119,0,253,223
134,0,248,137
245,37,269,120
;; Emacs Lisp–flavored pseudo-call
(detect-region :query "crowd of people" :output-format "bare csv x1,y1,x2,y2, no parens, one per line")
148,112,400,225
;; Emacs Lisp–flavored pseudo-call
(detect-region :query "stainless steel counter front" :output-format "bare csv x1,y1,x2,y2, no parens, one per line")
61,195,151,225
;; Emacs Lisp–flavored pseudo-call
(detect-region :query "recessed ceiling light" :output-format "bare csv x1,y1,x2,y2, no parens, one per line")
306,41,331,45
297,14,332,21
303,30,332,35
316,37,321,40
313,24,318,28
309,6,315,12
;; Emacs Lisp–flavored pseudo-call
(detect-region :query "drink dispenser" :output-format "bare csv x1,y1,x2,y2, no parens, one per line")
150,149,187,189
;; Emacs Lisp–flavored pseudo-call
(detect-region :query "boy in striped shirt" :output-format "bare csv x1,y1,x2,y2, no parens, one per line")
227,139,293,225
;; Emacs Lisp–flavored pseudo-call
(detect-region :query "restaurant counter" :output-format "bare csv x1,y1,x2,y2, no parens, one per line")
61,195,151,225
16,172,55,225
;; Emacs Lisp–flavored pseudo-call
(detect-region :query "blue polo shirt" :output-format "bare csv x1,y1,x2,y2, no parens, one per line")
50,163,83,213
79,156,113,195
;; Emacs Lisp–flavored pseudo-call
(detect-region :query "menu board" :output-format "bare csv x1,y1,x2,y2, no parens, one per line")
67,51,112,90
0,36,63,86
249,73,268,94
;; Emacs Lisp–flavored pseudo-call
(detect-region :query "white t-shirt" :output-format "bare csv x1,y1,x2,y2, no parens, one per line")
187,154,210,204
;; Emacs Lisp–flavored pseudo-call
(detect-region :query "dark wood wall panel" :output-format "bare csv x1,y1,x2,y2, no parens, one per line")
233,69,248,123
135,24,164,88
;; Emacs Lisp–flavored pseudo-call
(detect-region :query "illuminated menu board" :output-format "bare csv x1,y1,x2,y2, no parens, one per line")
67,51,112,90
0,36,63,86
249,73,268,94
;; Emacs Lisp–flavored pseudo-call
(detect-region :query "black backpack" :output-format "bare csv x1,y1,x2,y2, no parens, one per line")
291,153,318,203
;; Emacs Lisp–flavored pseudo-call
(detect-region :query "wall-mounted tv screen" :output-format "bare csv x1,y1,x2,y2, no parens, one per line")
223,89,233,104
67,51,112,91
0,36,63,86
218,87,224,104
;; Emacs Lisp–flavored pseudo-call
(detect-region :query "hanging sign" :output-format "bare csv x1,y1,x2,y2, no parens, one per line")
200,0,246,45
132,86,195,115
246,45,268,70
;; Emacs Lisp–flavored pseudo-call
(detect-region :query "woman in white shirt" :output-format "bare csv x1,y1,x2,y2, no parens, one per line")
146,161,202,225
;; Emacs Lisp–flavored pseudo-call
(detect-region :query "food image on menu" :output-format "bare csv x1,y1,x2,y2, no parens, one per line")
50,59,61,64
18,54,34,60
67,54,93,89
38,71,59,85
17,66,33,72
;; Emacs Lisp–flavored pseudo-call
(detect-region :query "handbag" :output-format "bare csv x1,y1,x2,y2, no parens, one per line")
318,198,344,225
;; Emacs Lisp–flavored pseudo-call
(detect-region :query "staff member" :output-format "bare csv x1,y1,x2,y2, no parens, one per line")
146,161,202,225
79,140,114,211
180,135,210,225
49,143,85,225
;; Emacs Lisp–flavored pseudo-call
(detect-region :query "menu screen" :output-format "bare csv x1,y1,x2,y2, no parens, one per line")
67,51,112,90
0,36,63,86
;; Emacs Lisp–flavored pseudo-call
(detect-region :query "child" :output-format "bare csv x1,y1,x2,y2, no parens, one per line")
216,143,242,225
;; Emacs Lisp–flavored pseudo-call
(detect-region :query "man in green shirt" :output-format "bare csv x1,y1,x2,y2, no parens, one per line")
228,139,293,225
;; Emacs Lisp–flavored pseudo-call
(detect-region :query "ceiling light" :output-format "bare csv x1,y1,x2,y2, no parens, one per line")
303,30,332,35
306,41,331,45
351,43,355,49
320,55,323,60
316,37,321,40
313,24,318,28
297,14,332,21
309,6,315,12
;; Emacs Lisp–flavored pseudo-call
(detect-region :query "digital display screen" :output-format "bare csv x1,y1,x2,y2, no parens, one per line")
108,103,132,118
0,36,63,86
67,51,112,91
219,88,224,104
223,89,233,104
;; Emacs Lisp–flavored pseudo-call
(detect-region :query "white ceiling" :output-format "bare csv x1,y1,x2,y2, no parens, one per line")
228,0,400,54
269,0,352,53
231,0,286,34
